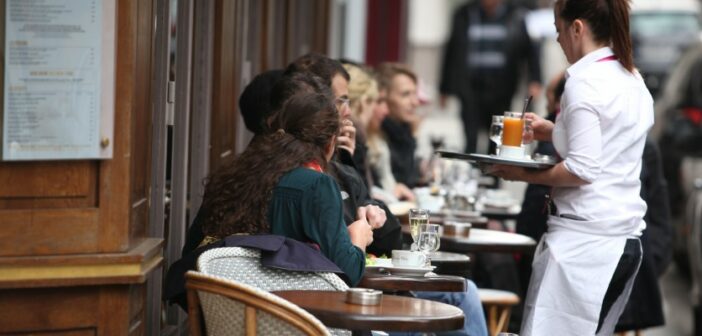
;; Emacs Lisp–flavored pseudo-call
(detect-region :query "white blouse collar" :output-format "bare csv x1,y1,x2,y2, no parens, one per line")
565,46,615,79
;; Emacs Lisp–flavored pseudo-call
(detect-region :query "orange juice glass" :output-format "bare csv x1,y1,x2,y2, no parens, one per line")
501,112,524,147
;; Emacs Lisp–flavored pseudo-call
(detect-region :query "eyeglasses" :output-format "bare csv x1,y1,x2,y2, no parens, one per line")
335,97,350,111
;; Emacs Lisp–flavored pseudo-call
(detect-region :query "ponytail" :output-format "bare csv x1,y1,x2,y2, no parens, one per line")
558,0,635,73
608,0,634,72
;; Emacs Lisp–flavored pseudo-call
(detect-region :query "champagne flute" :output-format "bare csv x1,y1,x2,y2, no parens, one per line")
409,208,429,251
490,115,504,155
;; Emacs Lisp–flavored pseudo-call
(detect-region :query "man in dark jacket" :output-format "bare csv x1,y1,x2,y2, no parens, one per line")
439,0,541,154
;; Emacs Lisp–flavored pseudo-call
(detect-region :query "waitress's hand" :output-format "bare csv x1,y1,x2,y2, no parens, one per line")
524,112,554,142
485,164,528,182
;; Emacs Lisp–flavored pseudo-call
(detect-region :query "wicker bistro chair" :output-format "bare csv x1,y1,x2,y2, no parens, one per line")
185,271,330,336
196,247,349,292
196,247,350,335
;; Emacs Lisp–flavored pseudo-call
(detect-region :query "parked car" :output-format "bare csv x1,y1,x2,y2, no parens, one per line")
631,0,702,98
654,41,702,272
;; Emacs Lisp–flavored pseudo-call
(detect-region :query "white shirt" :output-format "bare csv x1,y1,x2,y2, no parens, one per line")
551,47,654,237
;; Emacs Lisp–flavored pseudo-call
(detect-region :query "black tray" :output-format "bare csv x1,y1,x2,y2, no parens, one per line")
436,151,556,169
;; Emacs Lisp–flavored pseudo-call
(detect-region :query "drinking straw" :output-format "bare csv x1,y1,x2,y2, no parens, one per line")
521,95,532,120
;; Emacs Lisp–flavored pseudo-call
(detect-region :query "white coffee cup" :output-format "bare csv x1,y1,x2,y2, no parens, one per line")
392,250,427,268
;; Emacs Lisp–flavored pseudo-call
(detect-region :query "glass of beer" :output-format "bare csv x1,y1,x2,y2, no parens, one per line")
409,208,429,251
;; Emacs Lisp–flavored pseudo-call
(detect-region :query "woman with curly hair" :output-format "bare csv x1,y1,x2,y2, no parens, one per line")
199,86,374,286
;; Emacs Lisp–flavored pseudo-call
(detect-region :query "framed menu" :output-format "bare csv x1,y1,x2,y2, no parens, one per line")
2,0,115,160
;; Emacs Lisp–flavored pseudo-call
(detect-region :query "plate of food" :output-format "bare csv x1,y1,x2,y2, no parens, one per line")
436,151,556,169
365,254,392,267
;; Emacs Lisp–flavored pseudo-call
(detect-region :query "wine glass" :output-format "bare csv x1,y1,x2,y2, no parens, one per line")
490,115,504,155
409,208,429,251
417,223,441,266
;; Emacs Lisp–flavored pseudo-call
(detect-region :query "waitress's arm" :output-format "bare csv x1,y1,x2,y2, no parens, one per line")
494,101,602,187
520,162,590,187
488,162,589,187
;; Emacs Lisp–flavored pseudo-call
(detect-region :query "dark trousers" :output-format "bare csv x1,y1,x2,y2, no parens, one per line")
460,92,511,154
596,238,643,333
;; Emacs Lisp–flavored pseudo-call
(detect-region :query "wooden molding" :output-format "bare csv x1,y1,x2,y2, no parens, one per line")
0,238,162,289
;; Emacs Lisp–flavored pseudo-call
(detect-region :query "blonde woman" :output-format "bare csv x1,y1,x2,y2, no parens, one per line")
344,63,414,203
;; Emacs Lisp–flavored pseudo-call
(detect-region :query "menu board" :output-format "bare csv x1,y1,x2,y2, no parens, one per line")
2,0,115,160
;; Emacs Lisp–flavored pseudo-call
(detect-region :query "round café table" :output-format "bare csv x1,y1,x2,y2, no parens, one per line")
430,215,488,228
478,204,522,220
358,272,467,292
402,226,537,254
273,290,464,334
428,251,472,278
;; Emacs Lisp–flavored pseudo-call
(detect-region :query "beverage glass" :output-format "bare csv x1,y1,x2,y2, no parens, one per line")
418,224,440,253
501,112,524,147
489,115,504,155
500,111,527,158
522,118,534,145
409,208,429,251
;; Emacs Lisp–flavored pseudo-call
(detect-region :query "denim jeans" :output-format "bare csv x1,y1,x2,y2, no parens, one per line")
388,280,488,336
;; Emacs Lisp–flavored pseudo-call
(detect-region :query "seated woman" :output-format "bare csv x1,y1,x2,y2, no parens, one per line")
343,63,415,203
198,87,374,286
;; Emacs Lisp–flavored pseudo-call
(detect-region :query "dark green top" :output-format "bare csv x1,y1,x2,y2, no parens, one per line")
268,167,365,285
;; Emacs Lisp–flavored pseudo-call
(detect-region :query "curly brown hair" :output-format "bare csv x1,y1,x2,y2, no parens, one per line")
200,91,340,238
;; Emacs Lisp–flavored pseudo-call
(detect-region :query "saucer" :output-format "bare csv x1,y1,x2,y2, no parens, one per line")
366,265,436,276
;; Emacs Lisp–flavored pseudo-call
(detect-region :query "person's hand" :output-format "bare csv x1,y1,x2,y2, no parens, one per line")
524,112,554,142
484,164,528,182
394,183,416,202
337,119,356,155
347,207,373,250
363,204,387,230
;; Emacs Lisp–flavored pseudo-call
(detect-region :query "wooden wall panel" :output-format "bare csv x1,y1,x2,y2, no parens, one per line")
129,0,154,241
246,0,263,77
0,209,98,256
95,0,140,253
0,162,94,198
209,0,239,172
0,0,159,333
264,0,288,70
0,286,99,333
0,162,98,210
0,0,148,255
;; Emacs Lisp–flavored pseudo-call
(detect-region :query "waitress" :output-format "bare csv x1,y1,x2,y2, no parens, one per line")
488,0,653,334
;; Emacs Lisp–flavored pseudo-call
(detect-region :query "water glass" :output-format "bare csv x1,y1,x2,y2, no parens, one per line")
409,208,429,251
489,115,504,154
417,223,441,253
522,118,534,145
